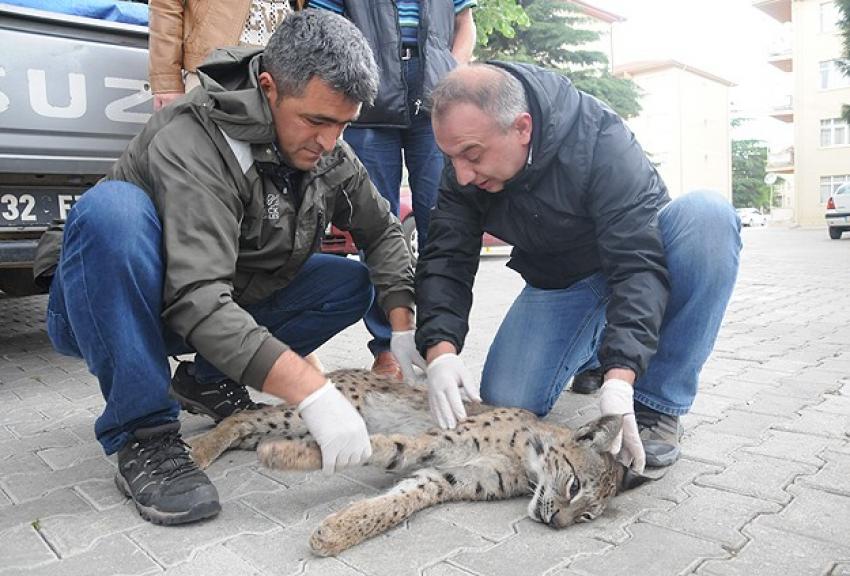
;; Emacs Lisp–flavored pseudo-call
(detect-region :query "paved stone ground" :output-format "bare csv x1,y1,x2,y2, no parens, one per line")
1,226,848,576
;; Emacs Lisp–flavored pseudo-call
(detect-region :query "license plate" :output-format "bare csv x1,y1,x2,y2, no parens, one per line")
0,190,82,228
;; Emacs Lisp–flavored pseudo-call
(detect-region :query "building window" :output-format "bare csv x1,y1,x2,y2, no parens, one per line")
820,118,850,146
819,60,850,90
820,174,850,202
820,1,840,33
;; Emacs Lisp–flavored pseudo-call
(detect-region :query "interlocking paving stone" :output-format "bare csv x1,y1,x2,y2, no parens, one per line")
799,450,850,495
680,428,759,466
447,517,608,576
431,498,528,541
6,534,160,576
129,501,279,566
695,409,791,439
569,523,726,576
38,501,148,557
694,452,817,504
739,429,843,466
640,485,780,549
774,408,850,439
0,488,92,531
689,392,741,418
2,455,114,501
225,517,328,575
0,523,56,574
699,379,772,401
755,486,850,548
732,389,818,417
423,563,480,576
36,441,104,470
156,546,263,575
698,524,850,576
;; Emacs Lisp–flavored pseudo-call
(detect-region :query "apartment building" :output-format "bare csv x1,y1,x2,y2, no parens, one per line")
614,61,735,201
755,0,850,227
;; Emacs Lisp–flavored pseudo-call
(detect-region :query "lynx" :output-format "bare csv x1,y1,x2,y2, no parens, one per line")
188,369,646,556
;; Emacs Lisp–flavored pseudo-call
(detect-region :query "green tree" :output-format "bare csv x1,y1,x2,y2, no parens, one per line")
732,139,771,209
475,0,531,45
836,0,850,122
476,0,641,118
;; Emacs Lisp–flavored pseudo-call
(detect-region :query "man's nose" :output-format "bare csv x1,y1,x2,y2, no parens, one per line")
453,160,475,186
317,126,341,152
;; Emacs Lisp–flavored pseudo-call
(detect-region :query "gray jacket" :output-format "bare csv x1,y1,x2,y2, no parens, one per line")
341,0,458,128
108,48,414,389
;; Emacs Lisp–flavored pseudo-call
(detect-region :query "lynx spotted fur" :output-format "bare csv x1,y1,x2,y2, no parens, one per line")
189,369,641,556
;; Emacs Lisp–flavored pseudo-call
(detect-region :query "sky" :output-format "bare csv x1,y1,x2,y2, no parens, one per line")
589,0,795,150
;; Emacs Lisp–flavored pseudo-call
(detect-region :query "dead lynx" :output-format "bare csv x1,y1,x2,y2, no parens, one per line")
189,369,644,556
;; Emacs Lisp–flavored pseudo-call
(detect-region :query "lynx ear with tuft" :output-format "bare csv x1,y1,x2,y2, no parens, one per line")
574,415,623,453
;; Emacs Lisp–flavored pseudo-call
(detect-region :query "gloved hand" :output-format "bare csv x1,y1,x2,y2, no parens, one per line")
390,330,427,384
598,378,646,474
298,380,372,474
425,353,480,429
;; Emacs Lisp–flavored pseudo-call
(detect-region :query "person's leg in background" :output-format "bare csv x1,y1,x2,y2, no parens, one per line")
481,273,609,416
46,180,219,525
633,189,742,467
401,56,444,252
342,126,406,379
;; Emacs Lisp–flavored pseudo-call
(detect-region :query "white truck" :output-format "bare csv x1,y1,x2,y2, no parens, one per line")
0,2,152,294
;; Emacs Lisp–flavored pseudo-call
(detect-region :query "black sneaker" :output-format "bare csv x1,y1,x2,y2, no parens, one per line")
169,361,267,422
571,368,603,394
635,402,685,468
115,422,220,525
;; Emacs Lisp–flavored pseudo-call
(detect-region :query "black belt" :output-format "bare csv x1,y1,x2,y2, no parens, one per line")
401,46,419,60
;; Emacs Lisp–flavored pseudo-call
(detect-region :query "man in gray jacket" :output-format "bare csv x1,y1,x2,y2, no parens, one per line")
44,10,416,526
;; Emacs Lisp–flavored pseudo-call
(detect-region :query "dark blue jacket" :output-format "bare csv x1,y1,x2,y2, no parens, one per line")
415,62,672,378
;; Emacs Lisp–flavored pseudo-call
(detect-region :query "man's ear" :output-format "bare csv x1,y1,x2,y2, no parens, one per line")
513,112,533,145
257,71,277,104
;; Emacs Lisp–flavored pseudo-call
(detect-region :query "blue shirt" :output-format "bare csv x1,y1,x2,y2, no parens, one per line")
310,0,476,46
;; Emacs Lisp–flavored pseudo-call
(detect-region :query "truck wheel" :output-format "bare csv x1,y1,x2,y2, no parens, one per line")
402,216,418,264
829,227,843,240
0,269,46,297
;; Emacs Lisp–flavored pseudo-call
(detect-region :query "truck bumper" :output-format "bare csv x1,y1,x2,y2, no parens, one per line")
0,239,38,267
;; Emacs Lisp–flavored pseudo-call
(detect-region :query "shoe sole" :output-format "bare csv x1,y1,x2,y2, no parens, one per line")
114,473,221,526
570,383,601,395
168,386,224,423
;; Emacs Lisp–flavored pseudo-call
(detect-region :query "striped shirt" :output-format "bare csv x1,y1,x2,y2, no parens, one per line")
310,0,476,46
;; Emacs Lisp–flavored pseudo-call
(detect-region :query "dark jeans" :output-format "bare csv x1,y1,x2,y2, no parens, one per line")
46,181,373,454
344,56,444,356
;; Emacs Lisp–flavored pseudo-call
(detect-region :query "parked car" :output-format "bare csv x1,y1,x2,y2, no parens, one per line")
825,182,850,240
325,187,510,263
736,207,768,227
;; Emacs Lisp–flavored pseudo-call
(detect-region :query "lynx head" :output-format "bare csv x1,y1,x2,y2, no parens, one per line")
525,415,624,528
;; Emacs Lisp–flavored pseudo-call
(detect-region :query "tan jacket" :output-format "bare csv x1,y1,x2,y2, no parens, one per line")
149,0,255,94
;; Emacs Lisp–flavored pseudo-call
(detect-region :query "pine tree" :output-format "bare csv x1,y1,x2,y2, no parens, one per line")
476,0,641,118
835,0,850,122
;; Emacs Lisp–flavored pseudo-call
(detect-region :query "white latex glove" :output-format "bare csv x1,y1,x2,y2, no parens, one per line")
298,380,372,474
425,353,480,429
390,330,427,383
598,379,646,474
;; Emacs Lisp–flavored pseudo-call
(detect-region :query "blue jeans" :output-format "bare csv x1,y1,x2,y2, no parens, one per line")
481,190,742,416
46,181,373,454
344,56,444,356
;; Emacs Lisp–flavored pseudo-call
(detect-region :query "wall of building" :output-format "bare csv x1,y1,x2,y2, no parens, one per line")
622,67,732,200
792,0,850,226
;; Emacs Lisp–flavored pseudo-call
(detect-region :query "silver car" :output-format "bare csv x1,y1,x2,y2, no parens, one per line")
826,183,850,240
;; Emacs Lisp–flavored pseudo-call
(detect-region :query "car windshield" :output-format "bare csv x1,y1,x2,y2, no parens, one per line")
836,183,850,195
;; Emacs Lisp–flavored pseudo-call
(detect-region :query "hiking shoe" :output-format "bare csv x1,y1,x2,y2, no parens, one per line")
571,368,603,394
115,421,220,525
169,361,268,423
635,402,685,467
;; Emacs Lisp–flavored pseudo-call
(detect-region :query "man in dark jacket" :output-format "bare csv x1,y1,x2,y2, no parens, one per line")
311,0,476,381
43,11,416,526
415,63,742,473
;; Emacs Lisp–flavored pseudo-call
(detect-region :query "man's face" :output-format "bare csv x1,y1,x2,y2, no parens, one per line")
259,73,361,170
433,102,532,192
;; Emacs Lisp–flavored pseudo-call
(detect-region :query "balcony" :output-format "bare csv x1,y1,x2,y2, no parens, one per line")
767,47,792,73
767,147,794,174
753,0,791,23
770,95,794,123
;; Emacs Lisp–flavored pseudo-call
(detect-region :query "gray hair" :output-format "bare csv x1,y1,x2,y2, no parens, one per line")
430,64,529,130
263,9,378,105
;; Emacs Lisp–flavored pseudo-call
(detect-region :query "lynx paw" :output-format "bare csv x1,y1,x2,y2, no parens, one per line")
187,436,215,470
309,516,350,557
